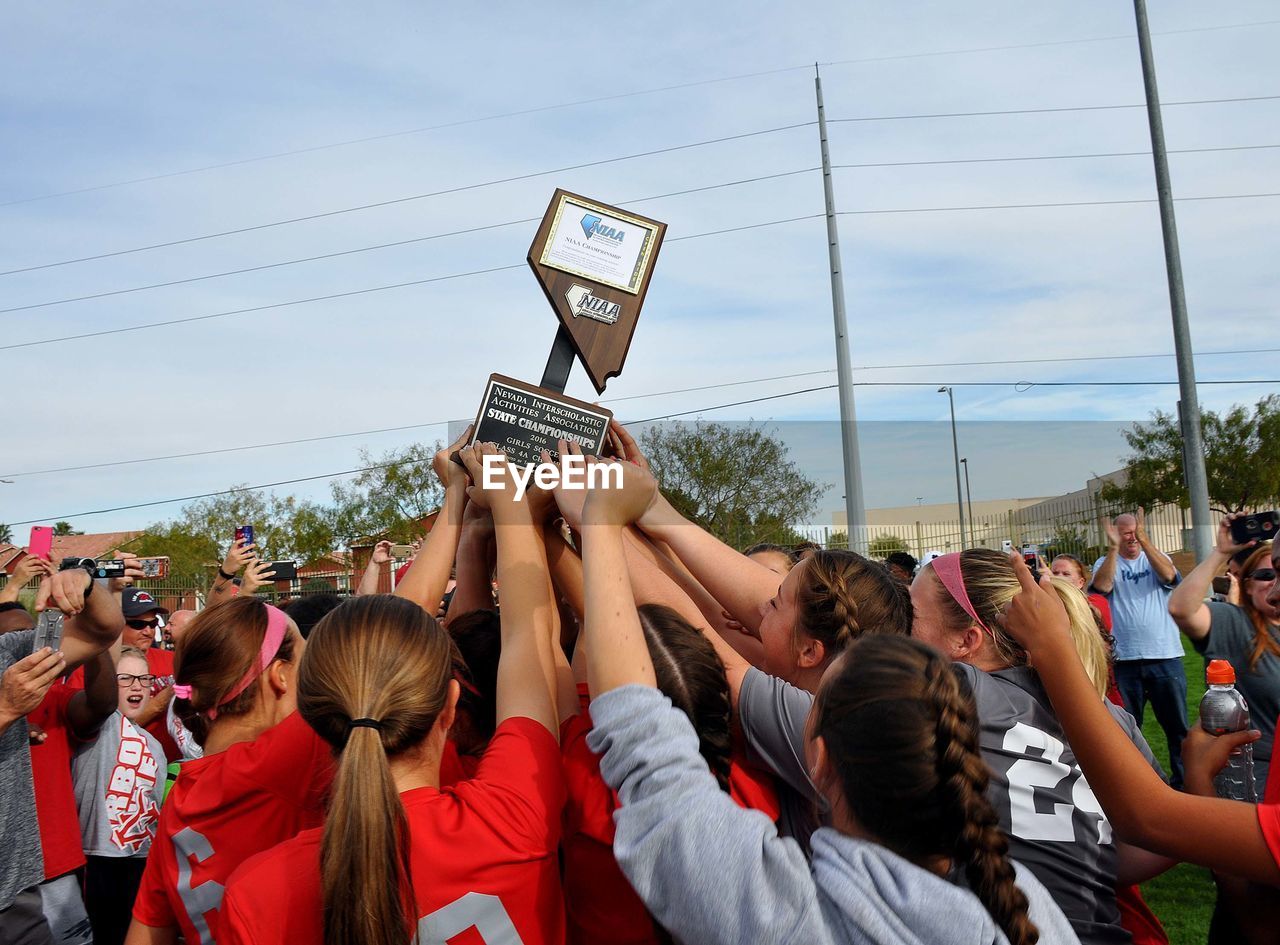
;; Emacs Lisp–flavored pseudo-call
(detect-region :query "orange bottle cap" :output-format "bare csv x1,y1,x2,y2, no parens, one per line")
1207,659,1236,685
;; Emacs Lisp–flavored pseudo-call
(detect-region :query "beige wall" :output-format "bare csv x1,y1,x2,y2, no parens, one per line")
833,497,1053,531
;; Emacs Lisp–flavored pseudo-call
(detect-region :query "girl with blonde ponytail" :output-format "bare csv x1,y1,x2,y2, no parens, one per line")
219,444,566,945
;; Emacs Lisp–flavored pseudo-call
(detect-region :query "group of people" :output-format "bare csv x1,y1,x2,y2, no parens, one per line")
0,419,1278,945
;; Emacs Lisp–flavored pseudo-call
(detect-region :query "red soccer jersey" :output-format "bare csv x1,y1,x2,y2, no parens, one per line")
559,687,780,945
1259,803,1280,868
130,711,332,945
29,683,86,879
218,717,566,945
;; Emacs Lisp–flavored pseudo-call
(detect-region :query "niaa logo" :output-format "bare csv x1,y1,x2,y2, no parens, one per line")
580,213,625,244
565,284,621,325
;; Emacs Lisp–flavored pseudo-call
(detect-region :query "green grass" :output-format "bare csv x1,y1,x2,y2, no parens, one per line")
1136,639,1215,945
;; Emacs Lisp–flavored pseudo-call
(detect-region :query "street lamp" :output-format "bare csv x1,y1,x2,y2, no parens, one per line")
960,457,975,544
938,387,967,549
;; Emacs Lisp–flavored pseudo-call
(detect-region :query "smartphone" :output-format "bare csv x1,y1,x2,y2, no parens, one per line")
28,526,53,562
235,525,255,549
138,557,170,580
33,610,65,653
1230,511,1280,545
390,544,414,558
268,561,297,582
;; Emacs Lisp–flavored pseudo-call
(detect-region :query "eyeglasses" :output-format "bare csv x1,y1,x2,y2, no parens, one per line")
116,673,156,688
1246,568,1277,583
126,618,160,630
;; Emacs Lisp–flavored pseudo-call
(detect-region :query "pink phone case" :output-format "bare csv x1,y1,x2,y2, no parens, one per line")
28,526,53,561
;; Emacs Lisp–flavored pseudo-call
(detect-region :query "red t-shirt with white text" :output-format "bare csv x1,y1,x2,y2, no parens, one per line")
217,717,566,945
130,711,332,945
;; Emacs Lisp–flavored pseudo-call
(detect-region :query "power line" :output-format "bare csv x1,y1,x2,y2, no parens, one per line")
0,214,824,352
837,191,1280,216
827,94,1280,124
0,123,816,278
6,187,1276,353
7,373,1279,527
832,142,1280,171
6,17,1276,208
9,345,1276,479
0,168,819,315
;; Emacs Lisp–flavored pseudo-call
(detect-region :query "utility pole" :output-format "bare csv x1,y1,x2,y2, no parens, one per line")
961,457,975,542
1132,0,1213,561
939,386,967,550
815,64,867,553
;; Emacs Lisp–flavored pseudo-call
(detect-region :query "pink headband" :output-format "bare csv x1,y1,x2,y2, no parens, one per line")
930,554,995,639
173,604,289,719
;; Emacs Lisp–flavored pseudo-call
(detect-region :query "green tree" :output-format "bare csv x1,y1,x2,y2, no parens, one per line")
827,530,849,550
53,521,82,536
329,442,443,545
867,533,909,559
0,523,12,544
639,422,827,549
1101,395,1280,513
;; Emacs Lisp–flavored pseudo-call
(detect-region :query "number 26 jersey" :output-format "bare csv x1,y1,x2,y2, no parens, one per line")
955,663,1162,945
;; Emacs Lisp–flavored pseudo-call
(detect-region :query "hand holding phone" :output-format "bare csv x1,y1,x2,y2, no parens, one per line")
1229,511,1279,546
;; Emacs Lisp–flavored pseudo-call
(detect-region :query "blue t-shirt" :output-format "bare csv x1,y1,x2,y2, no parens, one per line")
1091,551,1183,660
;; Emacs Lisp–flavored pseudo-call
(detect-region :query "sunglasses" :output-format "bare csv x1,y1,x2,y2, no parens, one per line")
126,618,160,630
116,673,156,688
1246,568,1277,583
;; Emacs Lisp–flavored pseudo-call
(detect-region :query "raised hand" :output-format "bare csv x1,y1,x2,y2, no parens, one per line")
1101,514,1121,549
240,558,278,597
36,569,93,615
1000,551,1071,652
434,425,474,491
370,540,393,565
107,555,146,593
458,443,525,519
606,419,652,475
10,555,53,589
1216,512,1256,556
0,648,65,725
223,537,256,575
1135,506,1150,544
582,455,658,528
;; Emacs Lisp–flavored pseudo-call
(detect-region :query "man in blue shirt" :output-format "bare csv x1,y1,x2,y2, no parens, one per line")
1092,507,1187,786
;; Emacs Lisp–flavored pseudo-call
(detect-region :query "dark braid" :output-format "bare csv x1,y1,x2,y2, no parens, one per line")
924,667,1039,945
638,604,733,793
814,636,1039,945
795,550,912,661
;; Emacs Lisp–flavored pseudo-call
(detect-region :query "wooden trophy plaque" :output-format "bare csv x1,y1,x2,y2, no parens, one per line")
528,189,666,394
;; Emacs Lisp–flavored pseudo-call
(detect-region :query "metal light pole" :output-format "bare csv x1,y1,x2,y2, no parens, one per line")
1132,0,1213,561
815,64,867,553
961,457,975,543
939,387,967,550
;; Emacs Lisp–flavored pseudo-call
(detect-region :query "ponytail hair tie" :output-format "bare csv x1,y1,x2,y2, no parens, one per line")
348,717,384,731
172,684,194,699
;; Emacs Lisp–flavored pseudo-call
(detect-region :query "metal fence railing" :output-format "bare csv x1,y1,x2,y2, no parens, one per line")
799,495,1216,563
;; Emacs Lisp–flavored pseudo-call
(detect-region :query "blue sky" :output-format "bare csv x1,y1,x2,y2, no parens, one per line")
1,1,1277,535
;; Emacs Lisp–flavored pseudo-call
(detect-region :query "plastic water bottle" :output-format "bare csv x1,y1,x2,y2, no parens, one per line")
1199,659,1257,802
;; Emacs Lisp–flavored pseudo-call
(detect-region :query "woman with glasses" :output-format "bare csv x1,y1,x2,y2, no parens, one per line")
1170,515,1280,795
71,647,168,945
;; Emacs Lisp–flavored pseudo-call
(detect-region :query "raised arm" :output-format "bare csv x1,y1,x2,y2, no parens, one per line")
356,540,392,596
208,538,255,607
1002,553,1280,886
460,443,558,735
446,504,497,622
1136,507,1177,584
67,643,121,739
0,556,52,605
394,428,471,615
1092,516,1120,594
1169,514,1254,641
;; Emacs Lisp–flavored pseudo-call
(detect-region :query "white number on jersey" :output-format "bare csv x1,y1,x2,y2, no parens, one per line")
1003,722,1110,845
416,892,524,944
173,826,224,944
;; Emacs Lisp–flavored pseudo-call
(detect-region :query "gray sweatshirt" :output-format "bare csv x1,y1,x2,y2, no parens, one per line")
588,684,1081,945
